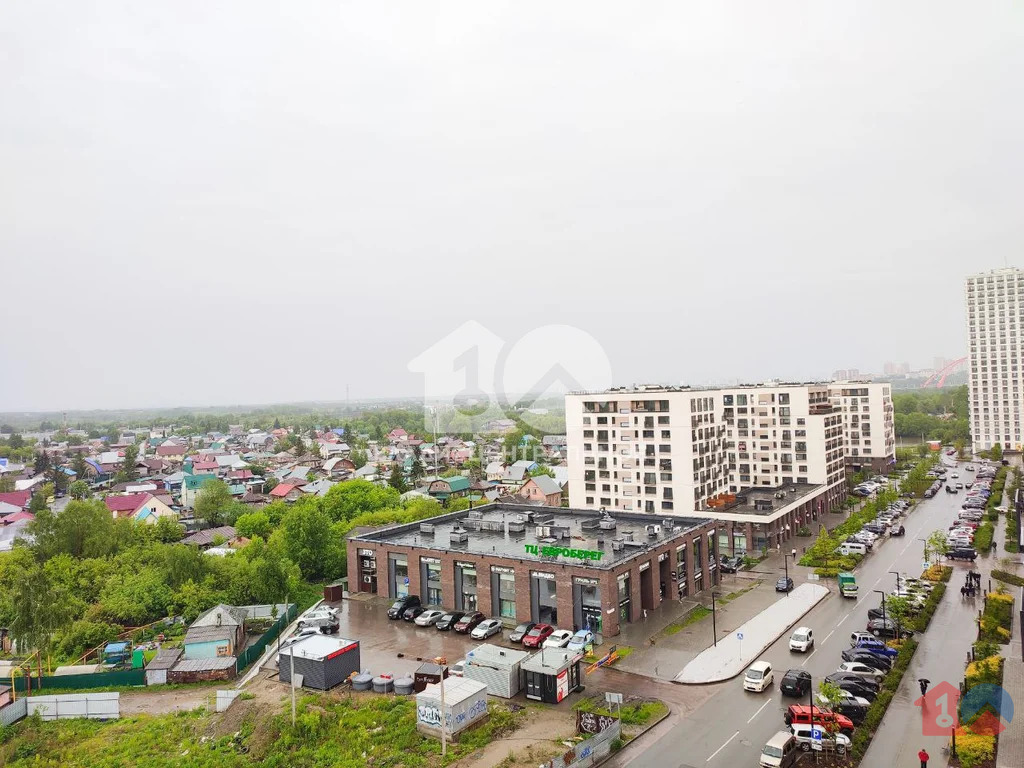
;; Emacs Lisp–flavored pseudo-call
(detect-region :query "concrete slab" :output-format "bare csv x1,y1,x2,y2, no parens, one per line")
674,582,829,684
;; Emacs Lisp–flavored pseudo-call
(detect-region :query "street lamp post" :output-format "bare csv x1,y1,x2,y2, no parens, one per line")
890,570,901,593
918,537,929,563
711,592,720,647
874,589,887,630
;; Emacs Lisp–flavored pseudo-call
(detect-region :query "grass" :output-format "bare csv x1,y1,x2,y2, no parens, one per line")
0,691,526,768
573,698,667,727
716,583,758,604
973,522,995,553
662,607,710,636
992,569,1024,588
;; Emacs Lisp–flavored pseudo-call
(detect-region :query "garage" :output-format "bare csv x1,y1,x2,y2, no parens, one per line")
278,635,360,691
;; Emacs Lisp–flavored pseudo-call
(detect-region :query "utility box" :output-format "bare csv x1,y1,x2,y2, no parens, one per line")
521,647,584,704
415,677,489,740
278,635,360,691
323,579,346,602
463,643,530,699
414,662,448,693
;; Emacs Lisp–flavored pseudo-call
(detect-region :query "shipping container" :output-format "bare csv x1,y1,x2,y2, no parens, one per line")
415,678,489,739
278,635,360,691
463,643,530,699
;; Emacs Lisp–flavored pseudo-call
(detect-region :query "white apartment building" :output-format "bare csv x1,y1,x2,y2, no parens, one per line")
967,267,1024,451
566,384,847,555
828,381,896,473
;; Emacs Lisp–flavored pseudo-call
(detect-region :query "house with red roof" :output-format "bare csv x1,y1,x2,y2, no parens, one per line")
387,428,408,443
156,444,187,461
0,490,31,510
269,483,303,502
104,493,177,524
191,461,219,473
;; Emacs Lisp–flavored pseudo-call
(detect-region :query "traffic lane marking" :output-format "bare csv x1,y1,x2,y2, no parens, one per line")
706,730,740,761
800,648,817,667
748,700,771,723
822,629,835,644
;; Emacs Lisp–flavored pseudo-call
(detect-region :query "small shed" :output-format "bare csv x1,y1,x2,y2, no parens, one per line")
53,664,101,676
413,662,448,693
323,579,347,602
0,684,12,709
145,648,181,686
103,642,130,666
166,657,237,684
278,635,360,691
521,647,583,704
415,677,489,740
463,643,530,699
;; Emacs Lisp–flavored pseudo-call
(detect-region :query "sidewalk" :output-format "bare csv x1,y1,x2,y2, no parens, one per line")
862,509,1010,767
998,637,1023,768
675,582,828,683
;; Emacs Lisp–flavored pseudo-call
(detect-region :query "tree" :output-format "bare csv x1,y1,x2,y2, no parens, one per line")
806,527,837,564
29,499,116,560
68,479,90,500
8,433,25,449
116,444,139,483
29,483,54,512
322,479,401,523
387,463,408,493
530,465,556,478
955,438,967,460
884,594,912,638
34,451,51,474
410,446,426,484
991,443,1003,461
917,443,929,458
818,679,845,713
273,500,344,580
194,478,234,528
71,452,88,480
8,566,74,657
350,449,368,469
235,511,273,540
47,462,70,494
0,474,13,493
273,418,282,430
926,529,949,562
153,515,184,543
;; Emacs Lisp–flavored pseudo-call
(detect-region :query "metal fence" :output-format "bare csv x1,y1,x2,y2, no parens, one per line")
240,603,292,620
27,692,120,721
544,720,621,768
12,667,145,693
236,603,297,673
0,698,28,726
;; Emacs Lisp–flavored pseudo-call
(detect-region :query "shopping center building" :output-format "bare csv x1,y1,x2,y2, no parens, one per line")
347,502,720,637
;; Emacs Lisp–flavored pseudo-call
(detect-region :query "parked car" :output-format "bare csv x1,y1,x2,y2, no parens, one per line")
780,669,812,697
841,648,892,671
509,622,536,643
825,673,879,702
543,629,575,649
567,629,595,653
789,627,814,653
776,577,795,593
454,611,486,634
867,618,912,640
470,618,503,640
388,594,421,619
720,555,744,573
948,547,978,561
744,661,774,692
435,611,465,631
837,661,886,683
852,637,899,658
450,659,465,677
790,725,851,754
414,609,447,627
759,731,800,768
403,605,426,622
522,623,554,648
297,608,338,628
784,704,855,737
891,525,906,536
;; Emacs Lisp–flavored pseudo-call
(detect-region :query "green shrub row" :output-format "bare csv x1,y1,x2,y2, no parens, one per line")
909,583,946,632
1006,469,1020,554
973,522,995,553
992,569,1024,588
851,638,919,759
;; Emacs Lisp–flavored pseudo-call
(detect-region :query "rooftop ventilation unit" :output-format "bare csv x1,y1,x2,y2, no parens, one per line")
419,523,435,534
611,539,625,551
598,514,617,531
507,520,526,534
645,524,661,537
449,526,468,545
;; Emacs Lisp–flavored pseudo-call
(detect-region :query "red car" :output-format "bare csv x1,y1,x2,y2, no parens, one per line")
453,611,485,634
522,623,554,648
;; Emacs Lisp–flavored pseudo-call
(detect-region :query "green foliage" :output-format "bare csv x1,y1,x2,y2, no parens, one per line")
387,463,407,493
321,479,401,523
892,386,970,444
68,479,90,499
272,499,344,581
926,529,949,561
349,448,367,469
990,442,1003,461
235,511,273,540
973,522,994,553
908,583,945,632
992,569,1024,588
193,478,236,528
29,500,116,560
52,619,123,661
978,592,1014,644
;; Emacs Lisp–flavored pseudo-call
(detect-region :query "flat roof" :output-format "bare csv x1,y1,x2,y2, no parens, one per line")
466,643,531,667
349,502,714,569
278,634,358,662
699,483,826,524
417,676,488,705
567,381,833,396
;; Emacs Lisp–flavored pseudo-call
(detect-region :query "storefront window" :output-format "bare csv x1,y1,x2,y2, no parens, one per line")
579,581,602,632
497,571,516,618
425,561,442,605
458,563,478,611
617,572,631,624
389,553,409,598
531,571,557,624
733,533,747,554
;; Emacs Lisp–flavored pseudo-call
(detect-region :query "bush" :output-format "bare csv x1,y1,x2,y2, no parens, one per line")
953,726,996,768
978,592,1014,644
992,569,1024,588
972,639,1000,661
909,583,946,632
973,522,994,553
965,655,1004,688
922,564,952,583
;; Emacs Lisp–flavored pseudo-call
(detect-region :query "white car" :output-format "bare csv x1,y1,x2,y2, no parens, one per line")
791,725,850,754
837,661,885,682
470,618,503,640
542,629,574,649
450,659,465,677
566,630,595,653
414,609,447,627
743,661,774,692
789,627,814,653
816,691,871,709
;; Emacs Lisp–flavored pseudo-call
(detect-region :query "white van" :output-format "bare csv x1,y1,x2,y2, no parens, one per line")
836,542,867,556
743,661,774,692
759,731,800,767
789,627,814,653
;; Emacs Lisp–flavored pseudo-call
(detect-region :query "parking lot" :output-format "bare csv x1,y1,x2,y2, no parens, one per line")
269,593,591,681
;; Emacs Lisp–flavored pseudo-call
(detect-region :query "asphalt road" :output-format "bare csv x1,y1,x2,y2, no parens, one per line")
610,455,968,768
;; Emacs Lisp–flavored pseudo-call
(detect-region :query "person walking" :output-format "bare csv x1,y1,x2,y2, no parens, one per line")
918,747,929,767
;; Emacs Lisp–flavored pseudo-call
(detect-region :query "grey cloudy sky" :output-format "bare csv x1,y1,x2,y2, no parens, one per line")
2,2,1021,411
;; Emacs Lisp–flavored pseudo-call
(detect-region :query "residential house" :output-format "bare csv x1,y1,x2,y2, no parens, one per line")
0,511,35,552
191,460,219,475
322,457,355,478
104,492,177,523
0,491,31,510
182,473,218,508
485,462,505,482
518,475,563,507
181,526,240,549
387,428,408,443
318,442,350,458
426,475,471,501
301,479,335,497
156,444,187,461
182,604,247,659
245,433,274,451
269,483,303,502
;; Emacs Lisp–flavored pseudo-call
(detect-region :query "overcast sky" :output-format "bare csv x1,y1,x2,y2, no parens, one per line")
2,2,1021,411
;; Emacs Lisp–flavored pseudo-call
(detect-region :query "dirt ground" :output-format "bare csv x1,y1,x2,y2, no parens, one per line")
453,704,579,768
119,687,217,715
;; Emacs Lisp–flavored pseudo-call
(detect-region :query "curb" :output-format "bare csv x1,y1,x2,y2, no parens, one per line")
594,704,672,767
673,586,832,684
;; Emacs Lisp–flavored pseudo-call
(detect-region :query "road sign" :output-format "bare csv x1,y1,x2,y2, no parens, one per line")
736,632,744,640
811,726,823,751
807,573,820,581
605,692,623,705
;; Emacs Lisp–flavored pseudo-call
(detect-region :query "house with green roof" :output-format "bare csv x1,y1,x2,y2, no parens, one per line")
426,475,470,501
182,473,218,508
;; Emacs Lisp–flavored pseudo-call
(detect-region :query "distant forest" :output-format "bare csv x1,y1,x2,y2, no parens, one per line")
892,385,970,443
